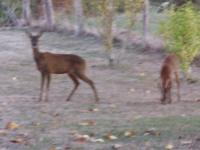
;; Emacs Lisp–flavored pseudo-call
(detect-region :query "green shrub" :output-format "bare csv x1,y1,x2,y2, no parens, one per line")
159,2,200,72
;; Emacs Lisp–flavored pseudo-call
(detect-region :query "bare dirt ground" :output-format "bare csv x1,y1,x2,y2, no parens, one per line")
1,29,200,150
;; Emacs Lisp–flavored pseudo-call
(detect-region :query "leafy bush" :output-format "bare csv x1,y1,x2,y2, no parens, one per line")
159,2,200,72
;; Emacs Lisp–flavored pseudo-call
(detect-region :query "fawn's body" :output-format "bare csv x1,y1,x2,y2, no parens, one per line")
159,54,180,104
27,30,99,102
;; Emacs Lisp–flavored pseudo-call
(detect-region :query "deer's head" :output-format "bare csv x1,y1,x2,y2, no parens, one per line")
26,29,43,48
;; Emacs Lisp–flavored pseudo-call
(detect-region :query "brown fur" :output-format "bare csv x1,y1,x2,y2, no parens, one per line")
159,54,180,104
26,30,99,102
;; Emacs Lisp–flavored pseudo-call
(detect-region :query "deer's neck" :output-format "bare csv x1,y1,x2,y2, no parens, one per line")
32,46,41,61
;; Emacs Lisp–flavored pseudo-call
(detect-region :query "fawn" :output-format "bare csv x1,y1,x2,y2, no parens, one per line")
26,29,99,102
159,54,180,104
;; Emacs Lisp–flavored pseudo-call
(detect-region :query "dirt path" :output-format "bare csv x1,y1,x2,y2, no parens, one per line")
1,30,200,150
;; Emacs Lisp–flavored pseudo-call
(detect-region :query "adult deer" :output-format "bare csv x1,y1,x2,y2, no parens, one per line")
26,29,99,102
159,54,180,104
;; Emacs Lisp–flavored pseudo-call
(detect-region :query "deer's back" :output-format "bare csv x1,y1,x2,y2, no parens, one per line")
38,52,86,74
160,54,179,85
163,54,179,70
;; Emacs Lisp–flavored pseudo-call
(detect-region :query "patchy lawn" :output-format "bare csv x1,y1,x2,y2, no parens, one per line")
0,29,200,150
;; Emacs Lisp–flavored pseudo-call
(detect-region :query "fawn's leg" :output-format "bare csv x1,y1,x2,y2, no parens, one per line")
66,74,80,101
167,88,172,104
175,71,180,102
76,72,99,102
44,74,51,102
161,88,167,105
39,73,45,102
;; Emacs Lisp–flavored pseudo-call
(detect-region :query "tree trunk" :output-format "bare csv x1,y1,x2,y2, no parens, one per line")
22,0,31,26
42,0,55,30
143,0,149,49
101,0,114,67
74,0,85,35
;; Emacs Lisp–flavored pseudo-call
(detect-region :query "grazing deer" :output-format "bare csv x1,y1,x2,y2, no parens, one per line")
26,30,99,102
159,54,180,104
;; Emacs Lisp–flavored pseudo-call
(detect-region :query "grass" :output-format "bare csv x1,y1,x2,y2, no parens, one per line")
67,116,200,145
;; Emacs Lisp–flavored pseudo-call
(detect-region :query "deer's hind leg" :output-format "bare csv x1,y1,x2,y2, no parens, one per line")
66,73,80,101
76,71,99,102
175,71,180,102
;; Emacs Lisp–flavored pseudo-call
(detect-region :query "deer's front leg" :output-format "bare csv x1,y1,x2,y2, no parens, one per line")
44,74,51,102
39,73,45,102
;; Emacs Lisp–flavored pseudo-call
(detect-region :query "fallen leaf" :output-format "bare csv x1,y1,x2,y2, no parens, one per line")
112,144,123,149
79,120,96,126
88,108,99,112
5,122,20,130
180,140,192,145
144,128,160,136
74,134,90,142
10,138,25,144
124,131,136,137
165,144,174,150
12,77,17,81
104,133,118,140
90,138,105,143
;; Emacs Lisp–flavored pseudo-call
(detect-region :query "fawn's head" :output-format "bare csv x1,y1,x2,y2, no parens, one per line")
26,30,43,48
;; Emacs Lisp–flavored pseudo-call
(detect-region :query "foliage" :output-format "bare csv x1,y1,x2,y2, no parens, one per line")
82,0,129,17
159,2,200,72
0,0,22,25
124,0,144,30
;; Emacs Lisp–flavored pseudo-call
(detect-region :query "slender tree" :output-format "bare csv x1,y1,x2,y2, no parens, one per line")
74,0,85,35
22,0,31,26
118,0,143,63
42,0,55,30
143,0,149,48
99,0,114,66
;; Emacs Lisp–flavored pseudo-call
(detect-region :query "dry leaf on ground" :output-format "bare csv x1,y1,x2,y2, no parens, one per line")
112,144,123,150
79,120,96,126
10,138,26,144
88,108,99,112
74,134,90,142
124,131,136,137
104,133,118,140
180,140,192,145
144,128,160,137
165,144,174,150
90,138,105,143
5,122,20,130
